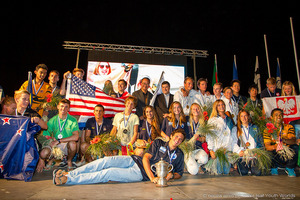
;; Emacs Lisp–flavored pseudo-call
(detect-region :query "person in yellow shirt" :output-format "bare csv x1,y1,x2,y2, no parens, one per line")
20,64,52,116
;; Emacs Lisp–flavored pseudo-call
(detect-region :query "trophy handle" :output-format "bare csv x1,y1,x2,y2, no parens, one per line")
167,164,173,173
151,164,156,173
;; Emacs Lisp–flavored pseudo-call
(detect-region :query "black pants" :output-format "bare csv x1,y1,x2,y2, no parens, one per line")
271,144,299,169
237,159,261,176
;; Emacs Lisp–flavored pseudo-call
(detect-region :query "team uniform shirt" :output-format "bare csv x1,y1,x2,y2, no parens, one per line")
174,89,199,116
161,117,189,137
16,107,41,119
186,116,203,149
194,92,211,108
20,80,52,116
263,124,295,146
130,139,185,181
138,119,154,142
85,117,113,139
112,112,139,146
221,96,239,124
43,114,79,139
260,88,281,99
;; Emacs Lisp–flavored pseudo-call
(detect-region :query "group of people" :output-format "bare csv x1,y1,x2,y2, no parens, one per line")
0,63,299,186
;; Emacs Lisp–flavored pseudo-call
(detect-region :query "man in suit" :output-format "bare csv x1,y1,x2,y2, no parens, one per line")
132,77,153,120
154,81,173,124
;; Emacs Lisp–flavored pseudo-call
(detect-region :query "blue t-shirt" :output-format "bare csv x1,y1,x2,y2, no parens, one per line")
161,117,188,137
85,117,113,139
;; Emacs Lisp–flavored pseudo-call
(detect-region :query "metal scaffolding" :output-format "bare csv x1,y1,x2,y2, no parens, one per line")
63,41,209,87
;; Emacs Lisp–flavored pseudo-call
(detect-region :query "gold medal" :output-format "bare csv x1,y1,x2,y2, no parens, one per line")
186,105,189,109
246,142,250,147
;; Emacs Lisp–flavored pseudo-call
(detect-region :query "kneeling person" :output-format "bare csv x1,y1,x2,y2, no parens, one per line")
38,99,79,172
53,129,185,185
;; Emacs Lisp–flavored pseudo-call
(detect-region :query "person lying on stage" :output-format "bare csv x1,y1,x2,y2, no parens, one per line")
53,128,185,185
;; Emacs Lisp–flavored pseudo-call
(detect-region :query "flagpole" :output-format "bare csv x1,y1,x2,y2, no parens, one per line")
290,17,300,92
276,58,282,89
264,34,271,78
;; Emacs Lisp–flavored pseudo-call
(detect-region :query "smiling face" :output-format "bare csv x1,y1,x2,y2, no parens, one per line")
48,71,59,85
271,110,283,125
190,104,201,118
57,102,70,117
184,78,194,92
34,68,47,82
216,101,225,114
213,84,222,96
283,85,292,96
169,132,185,149
94,106,104,120
239,111,249,125
145,106,154,120
198,81,207,93
224,88,233,99
15,93,30,109
161,83,170,95
172,102,182,116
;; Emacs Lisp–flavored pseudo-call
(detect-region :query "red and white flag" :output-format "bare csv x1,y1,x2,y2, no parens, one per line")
262,96,300,124
66,75,127,118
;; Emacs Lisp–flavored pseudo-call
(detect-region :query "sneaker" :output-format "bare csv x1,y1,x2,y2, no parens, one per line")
271,168,278,175
58,161,68,168
285,168,296,177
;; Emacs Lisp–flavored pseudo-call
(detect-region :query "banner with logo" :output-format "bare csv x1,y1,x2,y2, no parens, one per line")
262,95,300,124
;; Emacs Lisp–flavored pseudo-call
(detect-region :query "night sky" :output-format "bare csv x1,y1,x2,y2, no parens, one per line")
2,1,300,97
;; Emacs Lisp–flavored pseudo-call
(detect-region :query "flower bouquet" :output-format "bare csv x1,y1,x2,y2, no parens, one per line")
39,135,65,160
205,147,230,175
87,134,122,158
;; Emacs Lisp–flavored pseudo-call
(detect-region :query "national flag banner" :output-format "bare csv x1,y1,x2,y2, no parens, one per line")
27,71,33,108
262,96,300,124
276,58,282,89
0,115,41,182
212,54,218,87
254,56,261,94
232,54,238,80
149,71,165,106
66,74,127,118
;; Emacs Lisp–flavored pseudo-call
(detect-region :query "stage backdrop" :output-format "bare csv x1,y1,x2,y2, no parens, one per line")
87,50,187,94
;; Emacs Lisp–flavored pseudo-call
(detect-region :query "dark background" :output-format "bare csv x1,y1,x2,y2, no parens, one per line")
1,1,300,97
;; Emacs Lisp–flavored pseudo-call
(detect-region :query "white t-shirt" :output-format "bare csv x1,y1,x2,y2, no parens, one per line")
112,112,139,146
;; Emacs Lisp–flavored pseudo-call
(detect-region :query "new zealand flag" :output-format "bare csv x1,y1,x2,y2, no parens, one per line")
0,115,41,181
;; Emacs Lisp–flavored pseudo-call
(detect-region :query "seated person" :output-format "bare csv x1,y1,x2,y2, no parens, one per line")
260,77,281,99
53,129,186,185
138,105,161,142
81,104,113,162
14,90,47,129
1,96,16,115
37,99,79,172
19,64,52,116
110,96,139,155
185,103,208,175
263,108,298,177
161,101,188,141
233,109,263,176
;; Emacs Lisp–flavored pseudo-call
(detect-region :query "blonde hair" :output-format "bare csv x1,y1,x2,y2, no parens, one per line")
167,101,186,128
281,81,297,96
209,99,225,119
14,90,30,100
124,96,138,107
266,77,276,85
188,103,205,133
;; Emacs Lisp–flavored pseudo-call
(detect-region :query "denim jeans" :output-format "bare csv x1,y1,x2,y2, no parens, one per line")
65,156,143,185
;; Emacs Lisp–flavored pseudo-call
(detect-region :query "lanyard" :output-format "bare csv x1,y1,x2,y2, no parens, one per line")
250,99,258,108
146,120,152,136
96,121,103,135
58,115,68,132
32,80,44,95
199,92,206,106
267,88,275,97
192,120,200,135
51,86,57,94
167,146,176,164
123,113,131,128
242,124,250,141
228,100,234,113
232,96,241,105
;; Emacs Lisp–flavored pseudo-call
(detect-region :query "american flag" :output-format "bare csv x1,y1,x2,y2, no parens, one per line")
66,75,126,118
276,137,284,152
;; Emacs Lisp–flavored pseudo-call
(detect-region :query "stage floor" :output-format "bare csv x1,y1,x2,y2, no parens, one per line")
1,167,299,200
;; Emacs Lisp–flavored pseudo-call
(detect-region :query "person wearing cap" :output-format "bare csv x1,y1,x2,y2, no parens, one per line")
53,129,186,186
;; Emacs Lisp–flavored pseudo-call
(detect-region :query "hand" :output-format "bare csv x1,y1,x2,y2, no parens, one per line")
162,113,169,118
63,71,71,79
165,172,173,181
164,136,170,142
50,140,59,148
205,91,211,96
297,139,300,145
239,150,244,157
31,117,40,124
151,177,159,184
210,151,216,159
181,88,188,97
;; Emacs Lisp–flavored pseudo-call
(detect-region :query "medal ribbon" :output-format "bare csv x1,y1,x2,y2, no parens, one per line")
123,113,131,128
58,115,68,132
33,80,44,95
192,120,200,135
242,124,250,141
167,146,177,164
146,121,152,137
96,121,103,135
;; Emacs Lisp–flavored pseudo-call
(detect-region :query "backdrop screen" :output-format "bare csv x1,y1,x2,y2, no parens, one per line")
87,61,185,94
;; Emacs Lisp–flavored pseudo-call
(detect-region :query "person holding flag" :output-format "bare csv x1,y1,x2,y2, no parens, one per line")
263,108,298,177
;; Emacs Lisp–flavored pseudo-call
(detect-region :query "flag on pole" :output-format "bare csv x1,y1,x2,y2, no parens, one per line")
212,54,219,87
276,58,282,89
233,55,238,80
150,71,165,106
26,71,33,108
66,75,127,118
254,56,262,94
0,115,41,181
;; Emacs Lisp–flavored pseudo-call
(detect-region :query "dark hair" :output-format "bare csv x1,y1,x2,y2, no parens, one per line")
271,108,283,117
248,84,258,92
59,98,70,106
171,128,186,141
230,79,241,86
118,79,127,87
49,70,60,76
35,64,48,71
94,104,105,111
161,81,170,87
197,78,208,86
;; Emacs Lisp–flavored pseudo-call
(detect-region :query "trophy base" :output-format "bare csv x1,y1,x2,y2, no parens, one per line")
156,184,168,187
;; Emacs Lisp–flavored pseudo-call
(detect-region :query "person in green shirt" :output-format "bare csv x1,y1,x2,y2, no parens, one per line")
36,99,79,172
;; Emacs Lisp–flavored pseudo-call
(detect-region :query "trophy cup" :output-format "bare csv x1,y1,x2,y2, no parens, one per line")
151,158,173,187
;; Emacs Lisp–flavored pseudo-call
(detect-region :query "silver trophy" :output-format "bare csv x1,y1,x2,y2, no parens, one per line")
151,158,173,187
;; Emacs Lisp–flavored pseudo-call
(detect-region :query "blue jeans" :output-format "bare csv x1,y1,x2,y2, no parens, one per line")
65,156,143,185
